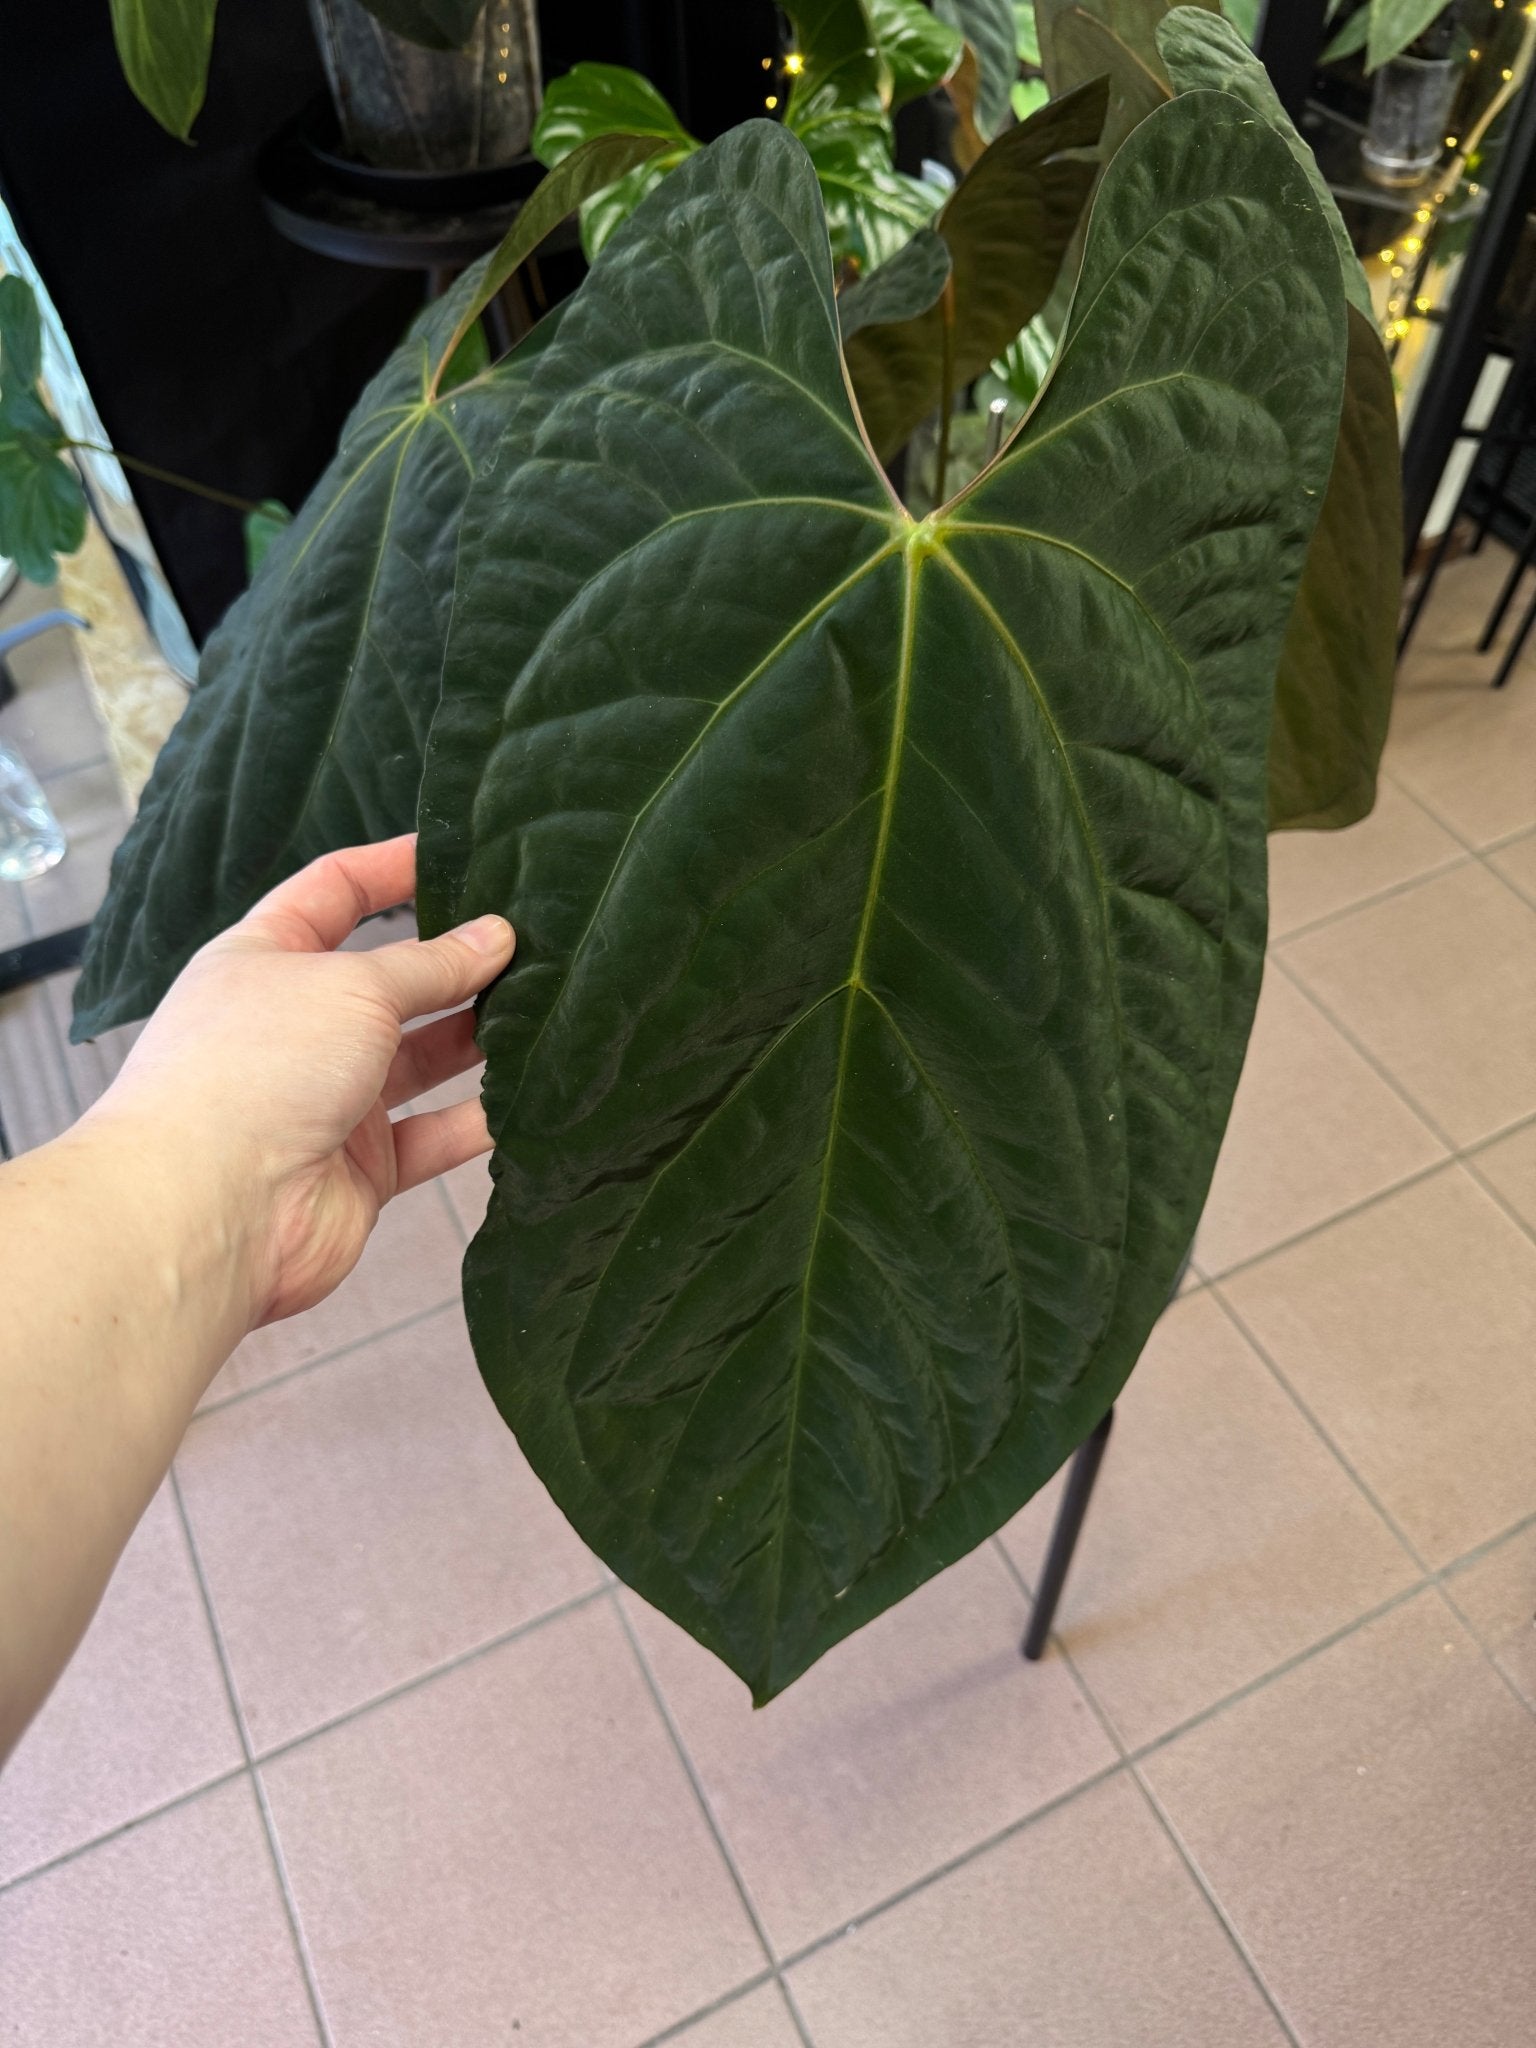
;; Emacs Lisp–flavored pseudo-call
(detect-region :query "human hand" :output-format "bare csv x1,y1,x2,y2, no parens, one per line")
89,835,513,1328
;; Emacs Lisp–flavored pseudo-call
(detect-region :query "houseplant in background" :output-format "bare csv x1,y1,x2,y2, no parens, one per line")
109,0,542,168
60,8,1400,1702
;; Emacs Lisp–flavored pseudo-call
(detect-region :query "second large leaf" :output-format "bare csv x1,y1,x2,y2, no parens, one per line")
422,111,1345,1701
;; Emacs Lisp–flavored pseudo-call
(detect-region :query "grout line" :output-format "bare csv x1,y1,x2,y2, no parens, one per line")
628,1969,778,2048
0,1763,250,1897
1441,1501,1536,1579
988,1537,1304,2043
193,1296,463,1418
607,1587,818,2048
1459,1146,1536,1255
1269,848,1473,948
252,1582,612,1767
167,1468,333,2048
1197,1153,1454,1287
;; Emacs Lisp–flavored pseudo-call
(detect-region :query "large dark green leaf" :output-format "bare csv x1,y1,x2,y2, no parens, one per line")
936,0,1021,137
108,0,219,140
1158,8,1400,828
355,0,485,52
1036,0,1217,157
418,107,1344,1701
73,137,664,1040
843,81,1104,460
837,230,952,341
0,276,43,393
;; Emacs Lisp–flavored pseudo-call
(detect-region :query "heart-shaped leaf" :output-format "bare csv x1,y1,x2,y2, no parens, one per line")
837,230,952,341
936,0,1021,137
109,0,219,140
1036,0,1217,158
843,80,1104,460
73,136,664,1040
417,105,1344,1701
532,65,698,259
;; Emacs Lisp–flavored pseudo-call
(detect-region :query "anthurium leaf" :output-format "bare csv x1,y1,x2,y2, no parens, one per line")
935,0,1021,136
108,0,219,140
1036,0,1217,158
837,230,952,339
1365,0,1448,72
418,103,1344,1702
1219,0,1259,39
0,276,43,393
0,387,86,585
844,80,1104,459
1158,8,1400,829
802,127,946,267
70,275,557,1041
1322,6,1370,62
242,499,291,580
867,0,965,105
354,0,484,52
1158,7,1371,318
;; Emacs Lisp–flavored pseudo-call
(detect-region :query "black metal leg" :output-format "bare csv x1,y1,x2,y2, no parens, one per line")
1021,1406,1114,1661
1492,571,1536,687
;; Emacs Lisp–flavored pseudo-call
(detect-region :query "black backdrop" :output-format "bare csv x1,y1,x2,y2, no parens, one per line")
0,1,776,643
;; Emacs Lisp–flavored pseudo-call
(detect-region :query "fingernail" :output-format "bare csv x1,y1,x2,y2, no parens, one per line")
455,913,513,955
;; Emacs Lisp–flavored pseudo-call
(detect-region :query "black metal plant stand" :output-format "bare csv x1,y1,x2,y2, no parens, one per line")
1021,1405,1114,1660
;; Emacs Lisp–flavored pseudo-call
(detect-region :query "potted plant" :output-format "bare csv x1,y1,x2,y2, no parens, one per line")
42,7,1401,1702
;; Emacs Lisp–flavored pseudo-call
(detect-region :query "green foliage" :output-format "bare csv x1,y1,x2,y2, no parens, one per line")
531,65,699,258
936,0,1023,137
242,500,292,580
867,0,965,103
843,81,1104,458
835,231,952,340
1323,0,1454,71
78,97,1350,1696
0,279,86,587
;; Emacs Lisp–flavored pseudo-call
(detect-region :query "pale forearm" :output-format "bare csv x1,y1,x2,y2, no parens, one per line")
0,1111,255,1759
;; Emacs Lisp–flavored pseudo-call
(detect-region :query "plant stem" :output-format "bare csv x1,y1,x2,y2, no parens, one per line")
65,442,264,516
934,274,957,508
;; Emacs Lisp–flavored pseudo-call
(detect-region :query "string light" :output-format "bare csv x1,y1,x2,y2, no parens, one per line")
783,51,805,75
765,93,779,109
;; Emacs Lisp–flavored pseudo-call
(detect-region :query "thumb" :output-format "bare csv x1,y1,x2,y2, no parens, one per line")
367,914,515,1021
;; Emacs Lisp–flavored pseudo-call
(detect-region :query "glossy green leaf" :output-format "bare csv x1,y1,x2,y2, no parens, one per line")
1219,0,1259,40
1158,8,1401,828
804,131,945,267
1015,0,1042,64
1322,7,1371,62
355,0,485,52
1366,0,1450,72
843,81,1104,459
837,231,952,340
936,0,1022,137
1036,0,1216,157
109,0,218,140
531,66,697,260
417,107,1344,1701
867,0,965,105
0,276,43,393
0,387,87,586
785,0,891,131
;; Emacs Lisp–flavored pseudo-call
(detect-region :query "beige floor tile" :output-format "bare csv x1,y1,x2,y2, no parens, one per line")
0,1778,319,2046
0,1484,241,1884
1266,780,1465,939
788,1774,1286,2048
997,1291,1415,1748
262,1599,762,2048
1470,1115,1536,1233
1488,828,1536,907
1143,1591,1536,2048
178,1305,601,1751
626,1545,1113,1957
1223,1167,1536,1566
1281,863,1536,1146
668,1984,804,2047
1445,1521,1536,1711
1386,549,1536,846
206,1175,465,1402
1198,970,1445,1274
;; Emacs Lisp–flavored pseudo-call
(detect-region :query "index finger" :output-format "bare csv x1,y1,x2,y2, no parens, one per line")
243,836,418,953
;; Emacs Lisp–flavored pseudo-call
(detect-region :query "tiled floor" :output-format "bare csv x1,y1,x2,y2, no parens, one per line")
1,544,1534,2045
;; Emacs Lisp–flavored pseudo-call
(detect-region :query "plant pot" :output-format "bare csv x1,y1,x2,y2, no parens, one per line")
305,0,541,173
1361,53,1462,188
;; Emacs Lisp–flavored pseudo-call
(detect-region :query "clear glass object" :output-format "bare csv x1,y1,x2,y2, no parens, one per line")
1361,55,1462,188
306,0,542,171
0,738,67,881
